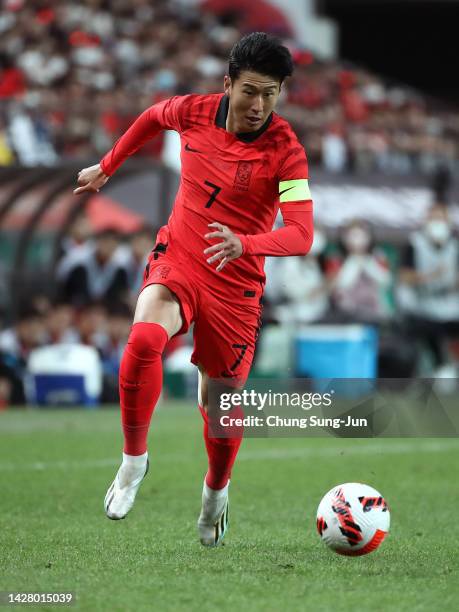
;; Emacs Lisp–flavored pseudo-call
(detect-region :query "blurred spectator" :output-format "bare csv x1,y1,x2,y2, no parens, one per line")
100,302,131,371
322,124,347,173
98,301,132,402
59,210,92,257
128,226,155,296
398,203,459,374
73,301,108,349
325,222,417,378
274,227,330,325
0,305,46,359
57,228,131,306
7,103,57,166
331,220,392,322
0,305,47,404
45,300,79,344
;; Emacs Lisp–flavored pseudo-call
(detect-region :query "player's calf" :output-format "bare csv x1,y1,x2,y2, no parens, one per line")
119,322,168,455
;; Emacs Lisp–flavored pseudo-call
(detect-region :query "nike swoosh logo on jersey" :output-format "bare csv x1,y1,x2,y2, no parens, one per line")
185,143,201,153
279,186,295,196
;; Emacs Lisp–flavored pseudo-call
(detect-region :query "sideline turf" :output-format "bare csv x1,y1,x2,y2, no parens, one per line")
0,405,458,611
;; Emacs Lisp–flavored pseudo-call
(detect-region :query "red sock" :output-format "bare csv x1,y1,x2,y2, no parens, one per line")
199,404,243,490
119,322,168,455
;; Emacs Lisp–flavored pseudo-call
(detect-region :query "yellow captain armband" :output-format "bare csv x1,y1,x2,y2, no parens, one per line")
279,179,311,203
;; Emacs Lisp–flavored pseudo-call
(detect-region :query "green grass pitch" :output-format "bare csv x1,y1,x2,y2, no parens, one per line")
0,403,458,611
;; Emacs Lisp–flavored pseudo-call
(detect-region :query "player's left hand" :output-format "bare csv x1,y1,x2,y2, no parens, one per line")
204,222,243,272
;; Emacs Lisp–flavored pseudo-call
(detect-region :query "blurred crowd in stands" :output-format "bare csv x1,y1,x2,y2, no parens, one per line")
1,201,459,406
1,0,458,405
0,217,186,406
0,0,457,177
264,202,459,381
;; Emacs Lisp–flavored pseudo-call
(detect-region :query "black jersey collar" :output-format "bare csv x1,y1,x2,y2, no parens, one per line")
215,94,273,143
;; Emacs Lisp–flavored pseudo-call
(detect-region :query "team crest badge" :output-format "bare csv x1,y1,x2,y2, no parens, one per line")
233,161,253,191
152,265,171,280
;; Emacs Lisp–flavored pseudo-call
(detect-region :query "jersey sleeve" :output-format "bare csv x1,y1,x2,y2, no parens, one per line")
237,207,313,257
277,134,313,214
236,130,314,257
100,96,188,176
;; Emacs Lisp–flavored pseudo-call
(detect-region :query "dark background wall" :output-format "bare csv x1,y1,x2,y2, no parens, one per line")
318,0,459,104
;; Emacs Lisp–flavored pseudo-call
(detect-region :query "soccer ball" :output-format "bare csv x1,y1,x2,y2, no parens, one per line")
316,483,390,556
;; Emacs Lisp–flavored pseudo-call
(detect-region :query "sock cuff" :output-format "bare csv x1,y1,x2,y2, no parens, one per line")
204,478,230,496
123,451,148,465
132,321,169,342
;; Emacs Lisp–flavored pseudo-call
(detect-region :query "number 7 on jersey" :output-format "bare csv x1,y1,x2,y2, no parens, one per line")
204,180,222,208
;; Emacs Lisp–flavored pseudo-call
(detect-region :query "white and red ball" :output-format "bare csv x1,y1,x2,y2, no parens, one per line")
316,483,390,556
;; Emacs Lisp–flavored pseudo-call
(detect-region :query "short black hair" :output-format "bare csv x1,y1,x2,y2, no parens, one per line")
228,32,293,84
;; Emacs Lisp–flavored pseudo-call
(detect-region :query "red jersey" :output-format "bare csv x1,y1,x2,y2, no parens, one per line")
100,93,313,296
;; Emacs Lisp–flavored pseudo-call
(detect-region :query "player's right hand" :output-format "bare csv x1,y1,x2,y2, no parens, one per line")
73,164,109,195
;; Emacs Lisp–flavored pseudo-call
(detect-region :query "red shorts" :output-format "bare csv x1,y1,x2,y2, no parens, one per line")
141,237,262,386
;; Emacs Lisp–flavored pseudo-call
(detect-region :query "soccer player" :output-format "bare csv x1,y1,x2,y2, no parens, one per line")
74,32,313,546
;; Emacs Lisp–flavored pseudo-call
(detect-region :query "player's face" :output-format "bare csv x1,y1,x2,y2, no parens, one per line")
224,70,281,133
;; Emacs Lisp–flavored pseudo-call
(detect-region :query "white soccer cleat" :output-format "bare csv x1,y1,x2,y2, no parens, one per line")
197,480,229,547
104,454,149,520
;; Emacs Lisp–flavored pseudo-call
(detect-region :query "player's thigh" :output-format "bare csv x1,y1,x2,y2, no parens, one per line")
134,284,183,338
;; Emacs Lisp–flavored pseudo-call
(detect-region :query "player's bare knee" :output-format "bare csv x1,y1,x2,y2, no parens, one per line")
134,284,182,336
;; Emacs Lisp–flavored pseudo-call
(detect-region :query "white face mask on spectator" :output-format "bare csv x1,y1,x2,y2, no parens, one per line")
310,230,326,256
425,220,451,244
344,227,371,253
